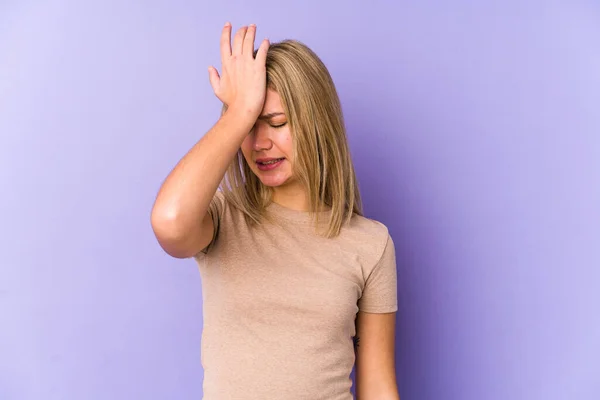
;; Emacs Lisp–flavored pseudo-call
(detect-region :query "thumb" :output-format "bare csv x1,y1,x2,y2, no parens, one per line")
208,66,220,92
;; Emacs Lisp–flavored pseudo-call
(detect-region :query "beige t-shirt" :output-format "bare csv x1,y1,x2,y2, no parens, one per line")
194,191,397,400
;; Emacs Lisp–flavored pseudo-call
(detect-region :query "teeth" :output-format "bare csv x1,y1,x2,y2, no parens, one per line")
261,158,282,165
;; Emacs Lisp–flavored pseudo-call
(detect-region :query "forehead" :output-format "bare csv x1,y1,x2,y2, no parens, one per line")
261,88,284,114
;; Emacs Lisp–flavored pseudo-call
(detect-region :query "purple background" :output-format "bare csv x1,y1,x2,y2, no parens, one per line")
1,1,599,399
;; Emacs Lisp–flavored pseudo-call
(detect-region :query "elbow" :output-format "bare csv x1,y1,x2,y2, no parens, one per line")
151,204,181,238
356,378,400,400
358,393,400,400
150,207,194,259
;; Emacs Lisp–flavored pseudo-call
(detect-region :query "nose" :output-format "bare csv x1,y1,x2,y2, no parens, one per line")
251,122,273,152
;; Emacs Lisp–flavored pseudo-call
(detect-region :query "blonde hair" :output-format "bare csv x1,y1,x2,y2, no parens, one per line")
220,39,363,238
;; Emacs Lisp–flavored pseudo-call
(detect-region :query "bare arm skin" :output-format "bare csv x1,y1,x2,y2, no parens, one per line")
355,311,400,400
151,23,269,258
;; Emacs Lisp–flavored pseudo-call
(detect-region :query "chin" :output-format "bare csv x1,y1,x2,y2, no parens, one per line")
258,176,291,187
252,170,292,188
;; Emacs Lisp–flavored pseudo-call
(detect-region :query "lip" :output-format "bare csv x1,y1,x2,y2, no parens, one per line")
255,157,285,171
255,157,284,163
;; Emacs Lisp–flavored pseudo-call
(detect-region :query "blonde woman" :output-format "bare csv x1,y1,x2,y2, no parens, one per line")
151,22,400,400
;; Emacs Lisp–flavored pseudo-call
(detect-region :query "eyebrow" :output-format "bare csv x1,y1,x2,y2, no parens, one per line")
258,112,286,120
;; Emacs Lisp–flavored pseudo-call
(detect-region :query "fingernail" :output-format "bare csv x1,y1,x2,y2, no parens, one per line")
224,22,231,26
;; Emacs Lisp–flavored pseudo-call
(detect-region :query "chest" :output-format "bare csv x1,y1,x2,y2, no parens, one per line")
200,221,365,333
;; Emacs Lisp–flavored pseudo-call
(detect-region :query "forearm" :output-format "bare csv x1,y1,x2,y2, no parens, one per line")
151,107,254,236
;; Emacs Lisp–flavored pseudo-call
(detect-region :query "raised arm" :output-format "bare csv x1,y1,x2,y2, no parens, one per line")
151,23,269,258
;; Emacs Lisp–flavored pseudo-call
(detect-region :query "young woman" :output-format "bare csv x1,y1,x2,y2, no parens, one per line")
151,22,400,400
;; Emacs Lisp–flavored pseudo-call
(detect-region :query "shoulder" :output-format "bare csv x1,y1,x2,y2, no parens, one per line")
209,189,234,218
347,213,390,240
337,213,393,268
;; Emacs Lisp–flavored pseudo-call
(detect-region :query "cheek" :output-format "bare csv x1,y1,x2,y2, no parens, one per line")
240,138,253,162
276,131,294,159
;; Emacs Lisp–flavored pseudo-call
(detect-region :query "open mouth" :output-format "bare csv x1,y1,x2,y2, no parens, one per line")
256,158,285,171
257,158,285,165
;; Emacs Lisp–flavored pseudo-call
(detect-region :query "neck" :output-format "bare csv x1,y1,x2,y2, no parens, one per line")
272,183,309,211
271,183,330,212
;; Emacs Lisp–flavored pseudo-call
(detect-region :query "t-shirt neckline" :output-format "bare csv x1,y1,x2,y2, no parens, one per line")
266,201,333,224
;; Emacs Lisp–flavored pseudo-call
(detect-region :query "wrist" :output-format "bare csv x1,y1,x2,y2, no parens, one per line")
226,103,260,123
220,105,257,135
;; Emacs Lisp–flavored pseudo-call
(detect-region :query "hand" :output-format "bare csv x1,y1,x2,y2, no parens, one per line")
208,23,270,119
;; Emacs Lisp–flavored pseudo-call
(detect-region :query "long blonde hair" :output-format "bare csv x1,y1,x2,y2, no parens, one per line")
220,39,363,238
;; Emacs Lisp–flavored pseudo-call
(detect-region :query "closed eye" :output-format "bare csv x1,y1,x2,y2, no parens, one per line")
271,122,287,128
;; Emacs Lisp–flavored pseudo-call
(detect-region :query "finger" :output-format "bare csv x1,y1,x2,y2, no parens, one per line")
208,66,220,92
254,38,270,65
232,25,248,55
220,22,232,64
243,24,256,56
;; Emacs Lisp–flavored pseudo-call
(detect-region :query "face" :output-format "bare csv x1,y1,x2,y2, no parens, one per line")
241,89,295,188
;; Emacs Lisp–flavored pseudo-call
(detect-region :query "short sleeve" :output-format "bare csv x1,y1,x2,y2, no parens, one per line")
358,234,398,313
198,190,225,255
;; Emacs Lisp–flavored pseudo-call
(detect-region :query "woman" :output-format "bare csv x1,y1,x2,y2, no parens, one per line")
151,22,400,400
